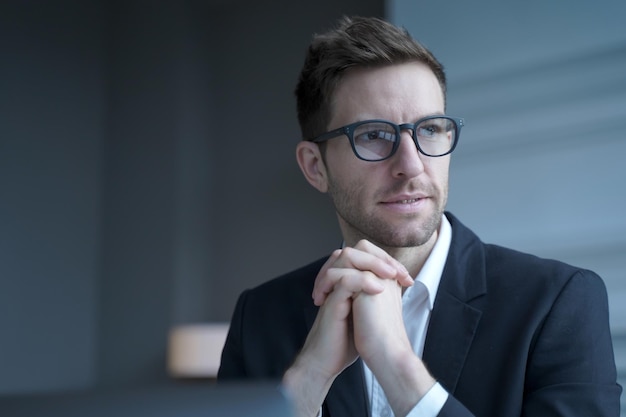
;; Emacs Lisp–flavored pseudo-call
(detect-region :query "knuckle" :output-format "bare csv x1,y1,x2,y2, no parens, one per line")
341,246,355,257
354,239,371,249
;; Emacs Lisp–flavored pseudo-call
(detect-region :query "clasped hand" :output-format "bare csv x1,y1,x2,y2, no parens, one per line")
283,240,436,417
306,239,415,380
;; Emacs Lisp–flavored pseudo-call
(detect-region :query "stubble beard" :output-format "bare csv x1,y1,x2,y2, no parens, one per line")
327,176,446,250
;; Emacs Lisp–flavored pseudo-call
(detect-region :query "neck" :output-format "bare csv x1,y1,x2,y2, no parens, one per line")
384,232,438,278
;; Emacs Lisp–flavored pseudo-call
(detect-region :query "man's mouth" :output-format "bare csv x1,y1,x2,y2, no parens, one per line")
384,195,426,204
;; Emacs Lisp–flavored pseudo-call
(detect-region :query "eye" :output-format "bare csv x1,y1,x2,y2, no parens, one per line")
353,123,397,143
362,130,394,142
417,123,444,137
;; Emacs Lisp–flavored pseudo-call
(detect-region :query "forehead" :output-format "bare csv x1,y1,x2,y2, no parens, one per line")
329,62,445,126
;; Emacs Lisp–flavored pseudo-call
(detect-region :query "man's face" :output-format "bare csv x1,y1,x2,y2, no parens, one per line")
321,62,450,249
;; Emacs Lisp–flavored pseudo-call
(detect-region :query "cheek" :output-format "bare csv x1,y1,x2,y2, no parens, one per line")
326,131,366,162
325,144,367,182
326,160,374,207
328,165,365,196
424,158,451,194
428,157,450,178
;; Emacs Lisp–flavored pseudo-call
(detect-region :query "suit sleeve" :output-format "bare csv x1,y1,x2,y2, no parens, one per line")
519,269,621,416
217,290,249,380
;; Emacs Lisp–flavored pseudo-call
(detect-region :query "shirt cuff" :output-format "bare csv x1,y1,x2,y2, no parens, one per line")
405,382,448,417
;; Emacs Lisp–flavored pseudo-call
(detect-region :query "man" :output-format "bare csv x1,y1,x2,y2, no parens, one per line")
218,16,621,417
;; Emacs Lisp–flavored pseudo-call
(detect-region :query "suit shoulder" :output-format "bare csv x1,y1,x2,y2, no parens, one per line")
483,243,604,290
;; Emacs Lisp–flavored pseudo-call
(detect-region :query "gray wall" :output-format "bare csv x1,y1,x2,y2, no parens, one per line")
389,0,626,412
0,1,104,393
0,0,382,394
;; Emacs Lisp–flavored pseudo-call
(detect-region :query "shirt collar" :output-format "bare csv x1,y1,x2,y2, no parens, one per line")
411,214,452,310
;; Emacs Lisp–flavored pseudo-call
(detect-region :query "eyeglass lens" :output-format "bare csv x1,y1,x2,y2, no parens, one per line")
352,117,457,160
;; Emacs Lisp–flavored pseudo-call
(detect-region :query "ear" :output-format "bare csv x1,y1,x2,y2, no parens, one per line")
296,141,328,193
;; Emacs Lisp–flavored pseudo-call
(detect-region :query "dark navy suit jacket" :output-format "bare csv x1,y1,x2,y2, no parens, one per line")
219,213,621,416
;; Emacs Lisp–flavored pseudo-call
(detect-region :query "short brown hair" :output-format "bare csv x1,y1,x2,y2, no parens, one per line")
295,16,447,140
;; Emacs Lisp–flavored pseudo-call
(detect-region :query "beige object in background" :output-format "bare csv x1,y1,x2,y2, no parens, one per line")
167,323,230,378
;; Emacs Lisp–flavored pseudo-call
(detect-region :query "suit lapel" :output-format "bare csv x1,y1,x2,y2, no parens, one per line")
422,213,487,392
423,290,482,392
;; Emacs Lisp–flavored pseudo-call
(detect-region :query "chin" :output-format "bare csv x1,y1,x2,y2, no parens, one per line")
383,235,433,249
339,207,443,249
370,226,436,249
386,217,442,248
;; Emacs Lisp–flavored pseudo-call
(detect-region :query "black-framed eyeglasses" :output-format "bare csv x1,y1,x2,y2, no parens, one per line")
308,115,464,162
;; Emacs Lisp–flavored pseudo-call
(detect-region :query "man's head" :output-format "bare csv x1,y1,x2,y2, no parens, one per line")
295,16,447,141
295,16,460,254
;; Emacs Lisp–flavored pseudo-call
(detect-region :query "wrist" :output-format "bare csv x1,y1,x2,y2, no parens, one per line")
282,358,335,417
370,350,436,417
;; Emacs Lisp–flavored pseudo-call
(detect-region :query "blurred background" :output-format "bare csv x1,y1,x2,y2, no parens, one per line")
1,0,624,411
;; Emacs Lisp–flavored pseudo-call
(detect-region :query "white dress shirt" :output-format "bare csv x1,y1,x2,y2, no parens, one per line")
363,214,452,416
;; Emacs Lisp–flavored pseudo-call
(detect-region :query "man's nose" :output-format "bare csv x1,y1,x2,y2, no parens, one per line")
390,130,425,178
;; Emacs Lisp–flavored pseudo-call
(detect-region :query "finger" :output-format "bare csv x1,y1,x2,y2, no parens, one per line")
313,268,385,306
313,247,396,301
353,240,414,286
312,250,343,301
312,240,416,304
339,246,402,278
297,286,359,380
394,271,415,288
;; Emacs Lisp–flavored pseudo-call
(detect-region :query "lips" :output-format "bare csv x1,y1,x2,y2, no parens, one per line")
382,194,427,204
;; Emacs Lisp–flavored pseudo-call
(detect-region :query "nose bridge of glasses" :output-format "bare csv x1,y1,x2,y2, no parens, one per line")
397,123,415,135
397,123,419,148
393,123,422,158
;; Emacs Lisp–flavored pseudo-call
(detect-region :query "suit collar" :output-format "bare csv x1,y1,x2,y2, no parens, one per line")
440,212,488,302
407,213,453,312
422,212,486,392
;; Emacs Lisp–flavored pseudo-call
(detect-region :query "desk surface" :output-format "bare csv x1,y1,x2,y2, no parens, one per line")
0,382,293,417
